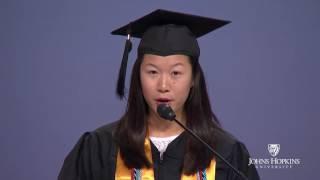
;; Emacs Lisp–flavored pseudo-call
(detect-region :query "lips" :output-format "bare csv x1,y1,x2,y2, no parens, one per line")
155,98,172,104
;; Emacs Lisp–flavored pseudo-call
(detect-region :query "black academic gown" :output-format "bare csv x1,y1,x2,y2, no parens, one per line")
58,121,260,180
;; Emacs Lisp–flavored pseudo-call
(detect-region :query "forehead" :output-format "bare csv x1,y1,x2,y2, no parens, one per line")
141,54,191,67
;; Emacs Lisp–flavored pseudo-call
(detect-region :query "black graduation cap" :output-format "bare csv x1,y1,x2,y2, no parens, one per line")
111,9,230,99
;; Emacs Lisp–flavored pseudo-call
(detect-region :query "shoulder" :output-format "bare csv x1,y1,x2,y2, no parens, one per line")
215,128,247,158
66,120,120,158
85,120,120,154
214,128,251,166
67,120,121,164
94,120,120,137
214,128,260,179
76,120,120,147
58,121,120,180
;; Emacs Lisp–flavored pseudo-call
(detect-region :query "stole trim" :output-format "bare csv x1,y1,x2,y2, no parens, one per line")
115,138,216,180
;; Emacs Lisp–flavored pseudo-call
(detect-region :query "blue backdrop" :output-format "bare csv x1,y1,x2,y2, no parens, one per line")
1,0,319,179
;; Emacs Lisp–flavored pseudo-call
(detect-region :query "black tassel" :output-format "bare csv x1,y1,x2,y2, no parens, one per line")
116,38,132,99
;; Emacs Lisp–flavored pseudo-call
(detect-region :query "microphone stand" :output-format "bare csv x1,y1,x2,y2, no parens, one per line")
173,118,249,180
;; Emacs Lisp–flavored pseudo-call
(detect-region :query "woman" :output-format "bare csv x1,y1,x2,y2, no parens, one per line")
58,9,260,180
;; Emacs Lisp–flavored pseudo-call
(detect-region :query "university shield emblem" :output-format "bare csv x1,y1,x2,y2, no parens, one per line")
268,144,280,157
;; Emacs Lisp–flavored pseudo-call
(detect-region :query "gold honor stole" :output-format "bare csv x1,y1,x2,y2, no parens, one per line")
115,138,216,180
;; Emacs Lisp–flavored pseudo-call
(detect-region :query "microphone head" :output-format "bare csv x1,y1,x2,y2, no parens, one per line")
157,104,176,121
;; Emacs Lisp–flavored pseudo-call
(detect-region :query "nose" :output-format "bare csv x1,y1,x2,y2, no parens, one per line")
157,74,170,93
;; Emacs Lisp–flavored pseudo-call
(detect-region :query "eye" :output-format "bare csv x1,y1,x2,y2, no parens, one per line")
147,70,158,75
172,71,182,76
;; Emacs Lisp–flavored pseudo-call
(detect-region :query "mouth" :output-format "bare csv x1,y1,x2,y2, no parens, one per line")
155,98,172,105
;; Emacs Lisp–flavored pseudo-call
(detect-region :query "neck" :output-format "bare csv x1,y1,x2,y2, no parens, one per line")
147,110,186,137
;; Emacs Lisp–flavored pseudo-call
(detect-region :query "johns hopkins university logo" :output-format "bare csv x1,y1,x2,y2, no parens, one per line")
248,143,301,169
268,144,280,157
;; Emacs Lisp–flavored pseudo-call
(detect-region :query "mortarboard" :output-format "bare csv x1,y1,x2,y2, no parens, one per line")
111,9,230,99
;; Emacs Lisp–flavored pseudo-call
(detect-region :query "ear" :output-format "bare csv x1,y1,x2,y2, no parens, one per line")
191,79,194,88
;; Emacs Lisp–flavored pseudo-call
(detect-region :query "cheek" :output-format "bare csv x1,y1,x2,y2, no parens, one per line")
174,79,193,102
178,85,191,100
140,75,154,101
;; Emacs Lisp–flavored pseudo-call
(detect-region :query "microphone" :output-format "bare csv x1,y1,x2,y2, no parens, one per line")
157,104,249,180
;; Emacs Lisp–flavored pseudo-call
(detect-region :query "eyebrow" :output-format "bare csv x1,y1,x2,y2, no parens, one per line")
143,63,158,68
143,63,185,68
172,63,184,67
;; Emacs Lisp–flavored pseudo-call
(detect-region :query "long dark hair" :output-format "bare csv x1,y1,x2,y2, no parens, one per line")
115,54,222,174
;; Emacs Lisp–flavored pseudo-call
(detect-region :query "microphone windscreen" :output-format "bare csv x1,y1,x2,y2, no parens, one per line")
157,104,176,121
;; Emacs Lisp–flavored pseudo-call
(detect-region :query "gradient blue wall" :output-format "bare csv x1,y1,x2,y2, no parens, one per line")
1,0,319,179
